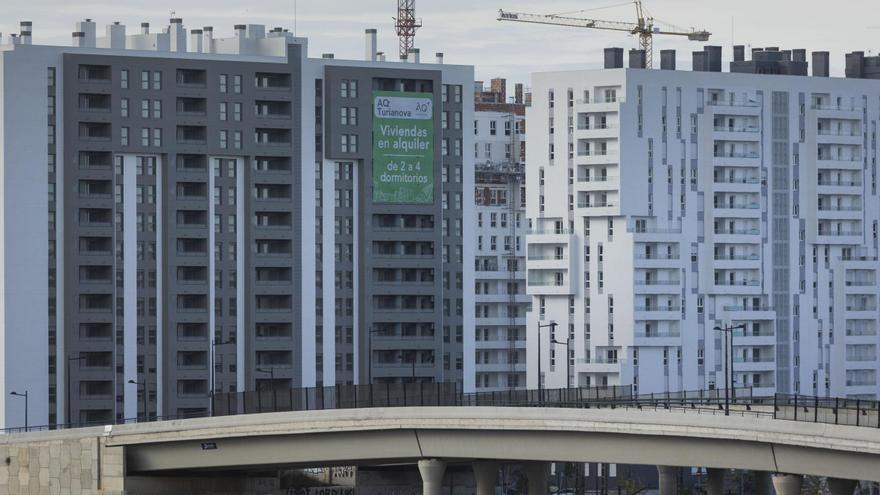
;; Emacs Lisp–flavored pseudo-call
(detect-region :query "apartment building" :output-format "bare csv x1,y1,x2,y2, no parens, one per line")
526,46,880,399
473,82,528,390
0,19,473,430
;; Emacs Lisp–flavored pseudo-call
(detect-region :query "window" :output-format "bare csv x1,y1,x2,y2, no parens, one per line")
233,102,242,121
219,74,228,93
232,75,242,94
341,107,358,126
219,102,227,121
152,99,162,119
152,71,161,90
453,85,462,103
141,99,150,118
120,98,128,118
141,128,150,146
141,70,149,90
120,69,129,89
220,130,228,149
340,79,358,98
152,128,161,147
341,134,358,153
121,127,129,146
490,121,497,136
233,130,242,149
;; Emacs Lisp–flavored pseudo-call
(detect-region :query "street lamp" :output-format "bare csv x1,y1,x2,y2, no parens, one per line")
210,338,233,416
127,379,148,422
713,323,747,416
537,321,558,393
367,327,384,385
256,367,277,412
66,355,86,427
10,390,28,432
551,337,572,390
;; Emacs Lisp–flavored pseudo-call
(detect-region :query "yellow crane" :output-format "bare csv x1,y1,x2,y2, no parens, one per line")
498,1,710,68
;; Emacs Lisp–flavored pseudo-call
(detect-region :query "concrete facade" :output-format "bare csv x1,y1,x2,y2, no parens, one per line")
473,90,529,391
0,19,474,430
526,59,880,398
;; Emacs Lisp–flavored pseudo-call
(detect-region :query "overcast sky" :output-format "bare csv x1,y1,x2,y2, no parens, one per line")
5,0,879,87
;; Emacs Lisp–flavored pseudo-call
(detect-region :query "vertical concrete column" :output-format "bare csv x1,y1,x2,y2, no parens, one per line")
418,459,447,495
525,461,549,495
705,468,725,495
754,471,772,495
473,460,499,495
826,478,857,495
657,466,678,495
771,473,803,495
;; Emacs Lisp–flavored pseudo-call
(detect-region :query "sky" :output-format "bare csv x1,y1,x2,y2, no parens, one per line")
4,0,878,87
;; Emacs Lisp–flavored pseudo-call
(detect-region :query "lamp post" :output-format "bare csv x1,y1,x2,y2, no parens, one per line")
66,355,86,427
713,323,747,415
10,390,28,432
551,337,572,389
210,338,233,416
367,327,383,385
537,321,557,393
127,379,148,422
256,367,277,412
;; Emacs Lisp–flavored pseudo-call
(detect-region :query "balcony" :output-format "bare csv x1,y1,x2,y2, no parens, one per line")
707,98,760,108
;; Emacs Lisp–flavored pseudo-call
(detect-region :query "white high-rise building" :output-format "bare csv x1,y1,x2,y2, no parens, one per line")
526,46,880,399
473,84,528,390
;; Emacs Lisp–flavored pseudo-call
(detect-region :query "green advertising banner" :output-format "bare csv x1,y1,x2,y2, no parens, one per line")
372,91,434,204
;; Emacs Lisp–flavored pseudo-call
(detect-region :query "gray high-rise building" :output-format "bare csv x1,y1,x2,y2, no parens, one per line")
0,19,474,430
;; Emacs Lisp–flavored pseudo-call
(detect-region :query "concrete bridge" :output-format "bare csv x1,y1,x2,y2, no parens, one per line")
1,403,878,494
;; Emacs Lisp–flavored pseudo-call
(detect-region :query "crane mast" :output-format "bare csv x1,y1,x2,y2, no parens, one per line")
498,1,710,68
394,0,422,59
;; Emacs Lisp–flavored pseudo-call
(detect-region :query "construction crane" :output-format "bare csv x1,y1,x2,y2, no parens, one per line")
394,0,422,59
498,1,710,68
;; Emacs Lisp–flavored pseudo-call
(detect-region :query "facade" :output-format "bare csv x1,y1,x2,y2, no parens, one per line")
0,19,473,429
473,84,528,390
526,46,880,399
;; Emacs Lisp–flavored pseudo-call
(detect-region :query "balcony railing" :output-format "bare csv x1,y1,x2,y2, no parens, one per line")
817,179,862,187
577,202,615,209
633,306,681,312
714,177,761,184
714,151,759,159
713,280,761,287
713,126,759,133
811,104,862,111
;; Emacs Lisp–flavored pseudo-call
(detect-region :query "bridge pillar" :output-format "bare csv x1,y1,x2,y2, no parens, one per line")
771,473,803,495
418,458,447,495
705,468,725,495
473,460,499,495
525,461,549,495
754,471,772,495
827,477,858,495
657,466,678,495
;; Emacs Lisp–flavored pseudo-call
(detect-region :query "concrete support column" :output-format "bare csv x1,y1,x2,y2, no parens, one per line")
657,466,678,495
754,471,772,495
827,478,858,495
473,460,499,495
525,461,549,495
705,468,725,495
418,459,447,495
771,473,803,495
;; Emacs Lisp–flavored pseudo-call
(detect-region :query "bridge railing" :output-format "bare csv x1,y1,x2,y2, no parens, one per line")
5,384,879,434
772,393,880,428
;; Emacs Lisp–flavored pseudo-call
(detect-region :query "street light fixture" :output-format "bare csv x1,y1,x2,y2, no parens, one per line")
256,367,277,412
551,337,572,390
127,379,148,422
537,321,558,394
66,355,86,427
367,327,384,385
713,323,747,416
210,338,233,416
10,390,28,432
